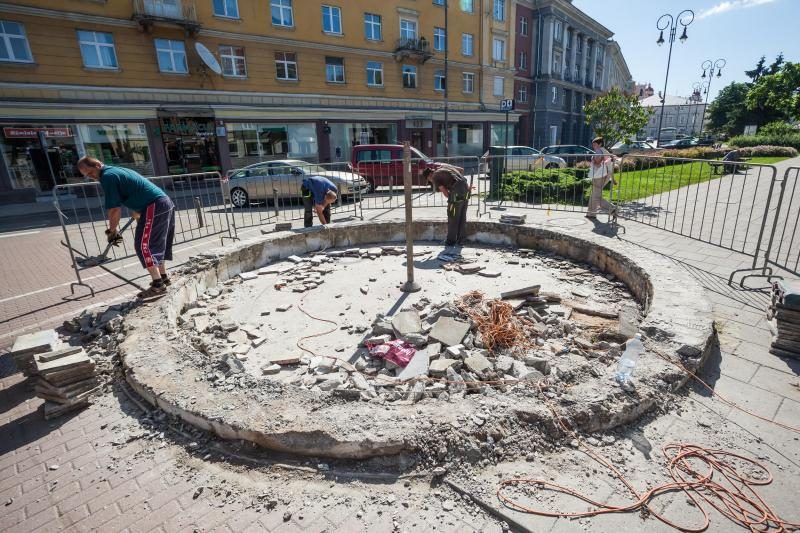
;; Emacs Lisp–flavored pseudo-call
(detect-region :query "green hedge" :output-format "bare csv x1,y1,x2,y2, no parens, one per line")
728,134,800,151
726,144,798,157
499,169,589,204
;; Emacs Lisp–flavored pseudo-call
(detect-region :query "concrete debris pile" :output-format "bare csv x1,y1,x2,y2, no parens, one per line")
769,280,800,360
499,213,526,225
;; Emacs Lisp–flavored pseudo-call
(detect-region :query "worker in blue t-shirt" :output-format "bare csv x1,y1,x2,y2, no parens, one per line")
78,156,176,299
300,175,338,228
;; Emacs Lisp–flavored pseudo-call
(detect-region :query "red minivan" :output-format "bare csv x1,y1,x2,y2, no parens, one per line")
351,144,463,193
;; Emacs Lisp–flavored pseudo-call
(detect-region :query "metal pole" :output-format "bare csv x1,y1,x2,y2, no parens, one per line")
504,109,509,174
401,142,420,293
443,0,449,157
655,25,676,147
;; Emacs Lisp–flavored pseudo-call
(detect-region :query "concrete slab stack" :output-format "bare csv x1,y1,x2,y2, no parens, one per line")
769,280,800,360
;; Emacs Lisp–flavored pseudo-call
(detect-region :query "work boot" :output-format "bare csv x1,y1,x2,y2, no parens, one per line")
137,280,166,299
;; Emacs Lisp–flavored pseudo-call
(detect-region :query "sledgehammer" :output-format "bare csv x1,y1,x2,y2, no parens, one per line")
75,216,136,268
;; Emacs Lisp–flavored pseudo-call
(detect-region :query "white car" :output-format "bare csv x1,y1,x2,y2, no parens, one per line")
480,146,567,173
224,159,369,208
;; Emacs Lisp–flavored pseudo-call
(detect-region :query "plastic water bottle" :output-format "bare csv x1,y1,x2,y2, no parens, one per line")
615,334,644,385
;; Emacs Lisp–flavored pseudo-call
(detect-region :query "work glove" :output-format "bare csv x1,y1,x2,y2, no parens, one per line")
105,229,123,247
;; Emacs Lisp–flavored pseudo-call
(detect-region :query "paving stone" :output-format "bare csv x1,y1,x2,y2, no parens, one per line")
429,358,460,376
464,353,492,376
10,329,59,356
428,317,470,347
392,310,422,338
399,347,430,380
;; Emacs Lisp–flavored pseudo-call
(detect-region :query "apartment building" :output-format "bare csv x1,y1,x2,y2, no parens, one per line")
640,93,706,141
0,0,515,201
512,0,633,148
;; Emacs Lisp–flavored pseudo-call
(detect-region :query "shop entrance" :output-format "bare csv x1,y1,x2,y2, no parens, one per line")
157,116,220,174
0,126,78,192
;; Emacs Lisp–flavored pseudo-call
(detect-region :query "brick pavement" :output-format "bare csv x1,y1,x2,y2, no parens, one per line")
2,165,799,531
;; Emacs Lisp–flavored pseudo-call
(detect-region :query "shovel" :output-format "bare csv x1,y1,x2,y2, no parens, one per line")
76,217,135,268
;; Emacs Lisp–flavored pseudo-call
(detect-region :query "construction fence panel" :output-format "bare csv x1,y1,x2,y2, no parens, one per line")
762,166,800,276
54,171,234,295
478,152,608,214
223,161,365,232
353,156,481,213
615,155,779,259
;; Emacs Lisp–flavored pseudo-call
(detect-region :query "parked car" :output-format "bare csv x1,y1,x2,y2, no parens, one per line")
540,144,596,166
696,136,715,147
350,144,463,192
479,146,566,173
659,138,698,149
610,140,657,155
224,159,369,208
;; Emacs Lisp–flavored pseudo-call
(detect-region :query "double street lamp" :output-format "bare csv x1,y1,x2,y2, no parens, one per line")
691,81,710,136
654,9,694,146
698,58,726,138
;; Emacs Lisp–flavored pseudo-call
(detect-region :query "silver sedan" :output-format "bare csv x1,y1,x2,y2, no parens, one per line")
224,160,369,208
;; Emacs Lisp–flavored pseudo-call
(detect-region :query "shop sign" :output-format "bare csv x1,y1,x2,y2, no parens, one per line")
406,119,432,129
3,127,73,139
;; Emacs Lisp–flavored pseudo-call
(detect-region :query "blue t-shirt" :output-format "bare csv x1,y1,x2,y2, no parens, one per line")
302,176,337,205
100,166,166,212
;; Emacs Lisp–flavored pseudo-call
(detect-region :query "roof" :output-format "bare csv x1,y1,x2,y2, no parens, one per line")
640,94,699,107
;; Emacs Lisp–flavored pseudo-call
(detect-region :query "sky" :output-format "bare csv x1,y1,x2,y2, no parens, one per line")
572,0,798,101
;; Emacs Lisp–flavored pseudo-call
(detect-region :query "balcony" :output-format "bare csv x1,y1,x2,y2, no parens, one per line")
393,38,433,63
132,0,200,35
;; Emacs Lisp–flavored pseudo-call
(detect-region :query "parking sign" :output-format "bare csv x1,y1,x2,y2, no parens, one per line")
500,99,514,111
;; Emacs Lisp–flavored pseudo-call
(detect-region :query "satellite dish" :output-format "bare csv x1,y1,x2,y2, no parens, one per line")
195,42,222,75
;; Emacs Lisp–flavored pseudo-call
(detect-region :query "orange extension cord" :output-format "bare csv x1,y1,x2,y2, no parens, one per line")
294,295,800,532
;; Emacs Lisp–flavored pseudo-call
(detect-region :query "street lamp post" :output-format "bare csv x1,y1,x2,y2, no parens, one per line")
654,9,694,146
698,58,725,138
690,81,709,136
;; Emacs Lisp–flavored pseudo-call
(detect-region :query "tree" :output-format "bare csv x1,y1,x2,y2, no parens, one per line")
583,88,652,147
707,82,767,136
746,62,800,122
767,52,785,75
745,56,767,83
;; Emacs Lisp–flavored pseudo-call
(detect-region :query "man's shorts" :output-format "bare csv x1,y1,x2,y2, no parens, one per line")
134,196,175,269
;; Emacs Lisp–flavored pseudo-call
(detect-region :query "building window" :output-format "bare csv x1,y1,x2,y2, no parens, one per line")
275,51,298,80
78,31,118,69
325,56,345,83
219,45,246,77
493,0,505,21
492,37,505,61
433,27,446,52
462,72,474,93
493,76,504,96
271,0,293,27
77,123,153,176
364,13,382,41
402,65,417,88
322,5,342,34
434,70,446,91
461,33,473,56
433,0,445,4
0,20,33,63
519,16,528,37
460,0,474,13
552,51,561,73
518,84,527,103
519,51,527,70
213,0,239,18
155,38,186,73
366,61,383,86
552,86,558,104
554,20,563,41
400,19,417,41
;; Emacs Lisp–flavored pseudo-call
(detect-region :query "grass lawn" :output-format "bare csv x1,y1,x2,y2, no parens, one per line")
607,156,791,202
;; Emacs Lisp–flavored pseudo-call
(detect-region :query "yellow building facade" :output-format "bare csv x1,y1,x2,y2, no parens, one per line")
0,0,517,198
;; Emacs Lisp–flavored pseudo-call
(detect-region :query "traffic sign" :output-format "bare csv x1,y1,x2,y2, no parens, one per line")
500,99,515,111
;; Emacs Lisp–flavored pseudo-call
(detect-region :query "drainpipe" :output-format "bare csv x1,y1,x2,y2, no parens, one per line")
478,0,485,109
531,0,542,148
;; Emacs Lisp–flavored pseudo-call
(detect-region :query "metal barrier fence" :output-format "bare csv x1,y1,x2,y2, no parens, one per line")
352,155,482,213
54,171,236,295
756,166,800,278
614,154,778,259
479,152,616,215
